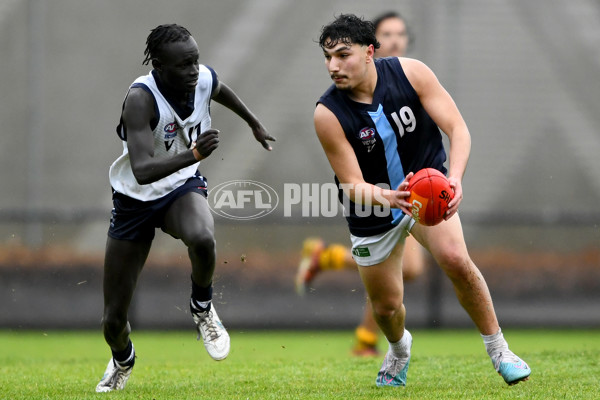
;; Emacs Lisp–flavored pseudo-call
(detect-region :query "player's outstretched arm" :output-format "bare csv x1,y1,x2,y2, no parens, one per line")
124,88,217,185
212,82,275,151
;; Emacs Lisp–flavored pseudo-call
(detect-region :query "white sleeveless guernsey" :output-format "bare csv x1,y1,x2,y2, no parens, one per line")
109,66,215,201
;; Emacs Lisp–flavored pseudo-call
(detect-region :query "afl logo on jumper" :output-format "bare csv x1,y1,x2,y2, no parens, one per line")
164,121,178,151
357,127,377,153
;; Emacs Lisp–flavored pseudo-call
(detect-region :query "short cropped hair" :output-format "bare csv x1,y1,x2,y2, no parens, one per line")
318,14,380,50
143,24,192,65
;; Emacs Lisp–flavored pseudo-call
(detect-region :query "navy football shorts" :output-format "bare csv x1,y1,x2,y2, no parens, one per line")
108,174,208,241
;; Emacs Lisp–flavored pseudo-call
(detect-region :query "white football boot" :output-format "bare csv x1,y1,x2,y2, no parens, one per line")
193,306,230,360
95,358,133,392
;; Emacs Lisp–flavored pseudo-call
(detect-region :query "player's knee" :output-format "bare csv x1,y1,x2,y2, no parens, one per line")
437,247,472,280
186,228,215,254
371,297,403,320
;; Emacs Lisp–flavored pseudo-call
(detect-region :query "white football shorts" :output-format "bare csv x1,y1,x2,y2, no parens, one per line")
350,214,416,267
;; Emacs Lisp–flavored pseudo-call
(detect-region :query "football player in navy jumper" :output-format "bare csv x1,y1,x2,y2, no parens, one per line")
295,11,427,357
314,14,530,387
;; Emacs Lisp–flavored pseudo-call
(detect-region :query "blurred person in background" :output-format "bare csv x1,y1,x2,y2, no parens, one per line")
295,11,426,357
313,13,530,387
96,23,274,392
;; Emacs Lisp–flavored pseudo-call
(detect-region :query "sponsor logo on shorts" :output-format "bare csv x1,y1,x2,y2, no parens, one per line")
352,247,371,257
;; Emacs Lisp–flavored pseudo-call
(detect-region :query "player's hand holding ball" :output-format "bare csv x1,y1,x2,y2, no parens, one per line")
445,175,462,220
406,168,455,226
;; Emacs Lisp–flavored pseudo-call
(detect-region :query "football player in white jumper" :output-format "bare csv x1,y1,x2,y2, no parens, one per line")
96,24,275,392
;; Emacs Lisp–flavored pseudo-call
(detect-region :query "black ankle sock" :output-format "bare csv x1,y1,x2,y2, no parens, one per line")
190,277,212,314
112,340,134,367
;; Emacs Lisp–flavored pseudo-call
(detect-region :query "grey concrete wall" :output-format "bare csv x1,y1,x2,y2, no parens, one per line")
1,0,600,251
0,0,599,329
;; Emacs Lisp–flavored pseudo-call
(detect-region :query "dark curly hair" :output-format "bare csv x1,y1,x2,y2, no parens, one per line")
143,24,192,65
319,14,380,50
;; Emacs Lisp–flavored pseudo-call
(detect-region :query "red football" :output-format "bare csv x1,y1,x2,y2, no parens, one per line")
407,168,454,226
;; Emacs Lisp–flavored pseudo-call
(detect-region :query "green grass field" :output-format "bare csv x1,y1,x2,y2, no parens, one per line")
0,329,598,399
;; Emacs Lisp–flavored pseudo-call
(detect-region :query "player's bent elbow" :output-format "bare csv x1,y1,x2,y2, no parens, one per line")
135,177,152,185
131,167,155,186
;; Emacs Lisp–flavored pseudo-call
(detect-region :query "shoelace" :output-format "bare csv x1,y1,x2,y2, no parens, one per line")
383,352,409,376
492,350,521,371
106,363,130,389
199,312,221,341
112,370,127,389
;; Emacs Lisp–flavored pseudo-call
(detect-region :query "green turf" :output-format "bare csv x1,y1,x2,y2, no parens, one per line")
0,329,598,399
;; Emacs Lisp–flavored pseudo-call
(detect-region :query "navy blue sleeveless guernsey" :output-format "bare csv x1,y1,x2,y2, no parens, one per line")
318,57,447,237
